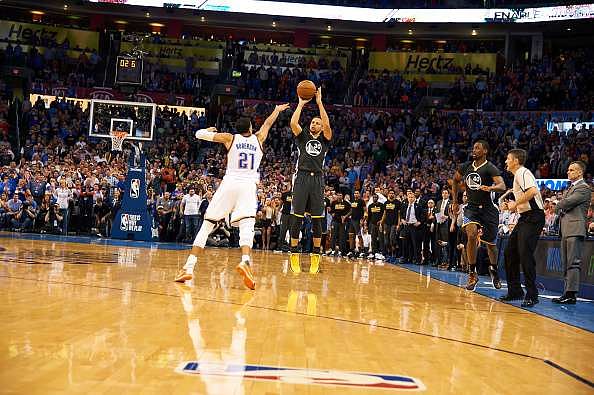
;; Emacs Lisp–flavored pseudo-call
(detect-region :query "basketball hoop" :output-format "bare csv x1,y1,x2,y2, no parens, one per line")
110,131,128,151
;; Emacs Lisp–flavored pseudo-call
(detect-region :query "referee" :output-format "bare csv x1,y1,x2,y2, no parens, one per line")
288,87,332,274
500,149,545,308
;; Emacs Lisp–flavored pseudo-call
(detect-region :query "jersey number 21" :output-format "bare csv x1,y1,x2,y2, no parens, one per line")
238,152,255,170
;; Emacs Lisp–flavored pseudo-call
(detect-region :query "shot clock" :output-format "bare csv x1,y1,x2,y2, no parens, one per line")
115,56,143,85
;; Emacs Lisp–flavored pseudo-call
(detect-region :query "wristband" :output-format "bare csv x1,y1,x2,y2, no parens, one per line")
195,129,215,141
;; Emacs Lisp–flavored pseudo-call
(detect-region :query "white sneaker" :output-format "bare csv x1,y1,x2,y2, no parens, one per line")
336,251,342,257
367,253,374,259
374,253,385,260
328,250,335,256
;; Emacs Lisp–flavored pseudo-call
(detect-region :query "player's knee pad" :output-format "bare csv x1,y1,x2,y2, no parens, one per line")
312,217,322,238
238,217,256,247
290,215,303,239
193,220,216,248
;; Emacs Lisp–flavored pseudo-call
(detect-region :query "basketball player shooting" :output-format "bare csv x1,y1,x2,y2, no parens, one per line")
288,87,332,274
452,140,506,291
175,103,290,289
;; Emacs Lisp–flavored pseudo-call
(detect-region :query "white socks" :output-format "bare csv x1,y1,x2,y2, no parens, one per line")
242,255,250,264
184,254,198,274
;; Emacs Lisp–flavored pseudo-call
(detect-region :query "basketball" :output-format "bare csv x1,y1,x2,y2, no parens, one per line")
297,80,317,100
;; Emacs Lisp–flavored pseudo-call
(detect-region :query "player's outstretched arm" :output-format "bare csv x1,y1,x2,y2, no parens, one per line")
290,97,310,136
195,126,234,150
256,103,290,145
316,87,332,141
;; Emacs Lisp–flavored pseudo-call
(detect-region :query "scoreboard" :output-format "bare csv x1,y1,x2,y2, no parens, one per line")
115,56,143,85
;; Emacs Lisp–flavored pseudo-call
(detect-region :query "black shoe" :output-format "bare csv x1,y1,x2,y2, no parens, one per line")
488,265,502,289
521,297,539,308
552,295,577,305
499,293,524,302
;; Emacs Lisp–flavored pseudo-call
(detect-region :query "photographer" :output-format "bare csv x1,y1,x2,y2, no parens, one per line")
12,196,37,232
206,219,231,247
94,197,112,237
44,202,64,234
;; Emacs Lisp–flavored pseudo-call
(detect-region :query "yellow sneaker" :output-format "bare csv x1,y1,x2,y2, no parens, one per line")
289,253,301,274
309,253,321,274
174,269,193,282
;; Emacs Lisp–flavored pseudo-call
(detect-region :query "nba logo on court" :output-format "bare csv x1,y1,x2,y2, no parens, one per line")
176,362,426,391
130,179,140,198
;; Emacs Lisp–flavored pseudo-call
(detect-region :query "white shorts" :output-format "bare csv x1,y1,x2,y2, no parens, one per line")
204,178,258,225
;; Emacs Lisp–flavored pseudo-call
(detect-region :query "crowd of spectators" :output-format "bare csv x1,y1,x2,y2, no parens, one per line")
235,46,348,104
449,49,594,110
1,34,102,95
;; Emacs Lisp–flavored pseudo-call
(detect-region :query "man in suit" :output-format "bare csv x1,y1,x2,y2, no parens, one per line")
400,189,426,264
553,161,591,304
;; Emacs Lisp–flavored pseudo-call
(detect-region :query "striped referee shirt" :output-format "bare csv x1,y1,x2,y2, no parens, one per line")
512,166,544,213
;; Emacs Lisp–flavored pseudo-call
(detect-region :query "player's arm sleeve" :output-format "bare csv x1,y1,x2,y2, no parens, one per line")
489,163,502,177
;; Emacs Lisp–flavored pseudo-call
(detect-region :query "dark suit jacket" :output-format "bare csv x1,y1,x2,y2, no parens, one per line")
400,202,427,225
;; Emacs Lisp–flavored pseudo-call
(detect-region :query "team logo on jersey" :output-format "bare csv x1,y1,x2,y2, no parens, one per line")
465,172,482,190
305,140,322,156
130,178,140,198
176,362,425,391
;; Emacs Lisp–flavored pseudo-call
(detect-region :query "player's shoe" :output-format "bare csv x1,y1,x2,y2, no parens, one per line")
236,261,256,290
367,253,374,259
465,272,479,291
289,253,301,274
374,253,385,260
174,269,193,283
488,265,502,289
309,254,321,274
346,252,354,259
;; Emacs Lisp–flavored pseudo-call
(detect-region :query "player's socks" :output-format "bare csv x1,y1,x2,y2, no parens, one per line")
175,254,197,282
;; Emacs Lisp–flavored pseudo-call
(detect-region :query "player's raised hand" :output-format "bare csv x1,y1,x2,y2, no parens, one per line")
275,103,290,112
298,96,311,106
315,87,323,104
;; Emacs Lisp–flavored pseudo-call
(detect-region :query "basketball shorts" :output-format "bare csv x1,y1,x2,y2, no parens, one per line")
204,178,257,225
462,203,499,244
291,171,325,218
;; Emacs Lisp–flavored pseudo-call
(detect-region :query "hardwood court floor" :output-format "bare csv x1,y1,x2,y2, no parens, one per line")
0,238,593,394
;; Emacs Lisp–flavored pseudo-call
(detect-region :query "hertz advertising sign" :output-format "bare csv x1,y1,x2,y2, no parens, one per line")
370,52,497,74
0,20,99,50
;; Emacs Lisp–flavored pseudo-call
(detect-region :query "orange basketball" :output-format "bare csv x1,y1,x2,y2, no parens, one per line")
297,80,317,100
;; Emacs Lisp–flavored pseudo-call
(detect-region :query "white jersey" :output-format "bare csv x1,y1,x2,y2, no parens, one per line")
224,134,263,183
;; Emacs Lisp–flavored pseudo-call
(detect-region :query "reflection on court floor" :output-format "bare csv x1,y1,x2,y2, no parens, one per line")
0,237,593,394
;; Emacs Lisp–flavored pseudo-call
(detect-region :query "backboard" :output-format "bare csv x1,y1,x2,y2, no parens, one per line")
89,99,156,141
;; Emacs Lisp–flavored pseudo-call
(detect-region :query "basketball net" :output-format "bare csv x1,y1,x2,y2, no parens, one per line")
110,131,128,151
